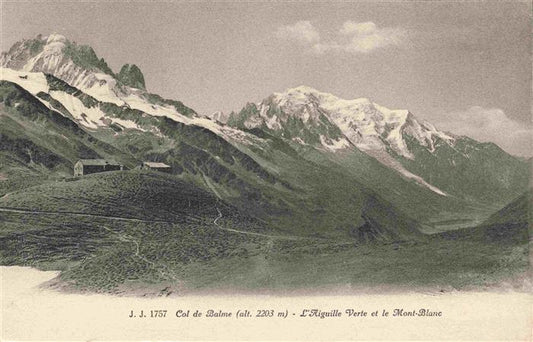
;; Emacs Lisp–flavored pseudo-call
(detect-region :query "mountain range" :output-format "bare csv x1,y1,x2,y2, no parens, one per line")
0,34,530,292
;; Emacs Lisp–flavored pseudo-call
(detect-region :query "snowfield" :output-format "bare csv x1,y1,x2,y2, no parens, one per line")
268,85,456,160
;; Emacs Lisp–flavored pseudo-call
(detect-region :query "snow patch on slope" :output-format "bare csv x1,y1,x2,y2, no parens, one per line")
403,118,455,152
119,93,263,146
0,68,245,142
49,90,106,129
81,73,124,105
191,116,266,147
49,91,143,131
320,135,352,151
363,148,447,196
0,68,49,94
121,94,190,124
0,68,144,131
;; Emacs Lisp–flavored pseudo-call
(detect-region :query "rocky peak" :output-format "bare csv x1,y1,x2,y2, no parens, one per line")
1,33,124,102
209,111,230,123
0,34,46,70
1,34,114,76
117,64,146,90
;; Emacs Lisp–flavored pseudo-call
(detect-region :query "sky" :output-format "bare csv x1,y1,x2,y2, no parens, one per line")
1,1,531,156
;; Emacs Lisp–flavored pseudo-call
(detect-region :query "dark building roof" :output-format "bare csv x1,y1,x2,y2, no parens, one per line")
77,159,122,166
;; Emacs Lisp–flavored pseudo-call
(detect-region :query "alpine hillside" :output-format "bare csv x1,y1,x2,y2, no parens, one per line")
0,33,530,293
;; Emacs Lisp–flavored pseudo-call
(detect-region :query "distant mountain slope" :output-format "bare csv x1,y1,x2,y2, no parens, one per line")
226,86,529,206
438,190,531,244
482,190,531,227
398,135,529,204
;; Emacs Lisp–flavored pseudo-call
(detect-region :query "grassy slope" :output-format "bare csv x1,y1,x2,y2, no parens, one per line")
0,209,268,291
0,167,423,242
1,204,527,293
437,190,531,244
175,239,528,292
0,170,263,228
0,171,270,290
312,147,497,229
0,162,528,294
174,178,529,293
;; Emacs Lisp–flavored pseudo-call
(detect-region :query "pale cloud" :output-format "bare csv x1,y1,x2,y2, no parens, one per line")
340,21,377,35
276,20,407,54
339,21,406,53
435,106,532,157
276,21,320,45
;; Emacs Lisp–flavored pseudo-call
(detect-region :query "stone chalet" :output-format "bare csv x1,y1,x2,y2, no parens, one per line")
74,159,124,176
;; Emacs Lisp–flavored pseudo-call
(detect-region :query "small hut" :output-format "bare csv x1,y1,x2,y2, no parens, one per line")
138,161,172,173
74,159,124,176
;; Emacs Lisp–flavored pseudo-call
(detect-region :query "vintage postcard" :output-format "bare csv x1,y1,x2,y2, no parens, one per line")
0,1,531,341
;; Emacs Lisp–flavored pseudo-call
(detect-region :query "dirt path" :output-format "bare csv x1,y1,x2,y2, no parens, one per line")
0,205,309,242
100,226,177,281
212,206,308,241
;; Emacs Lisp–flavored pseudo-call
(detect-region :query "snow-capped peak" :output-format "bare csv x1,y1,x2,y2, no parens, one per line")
273,85,371,108
42,34,67,54
259,85,455,159
228,85,456,195
46,33,67,44
0,34,124,103
284,85,319,94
